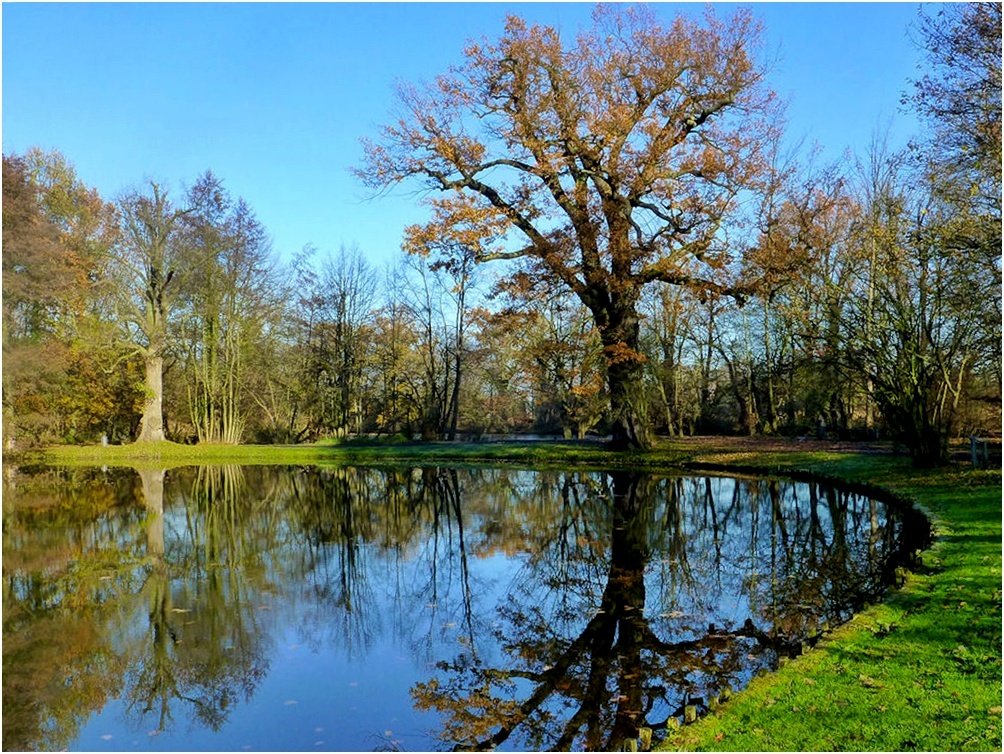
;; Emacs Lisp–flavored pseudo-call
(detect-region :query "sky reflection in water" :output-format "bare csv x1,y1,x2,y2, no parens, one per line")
2,465,926,751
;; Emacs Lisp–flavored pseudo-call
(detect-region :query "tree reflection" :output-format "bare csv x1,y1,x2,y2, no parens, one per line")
124,466,272,735
3,464,923,751
410,471,920,751
2,469,145,750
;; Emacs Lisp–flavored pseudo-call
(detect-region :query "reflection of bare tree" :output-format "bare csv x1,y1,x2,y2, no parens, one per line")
4,464,926,751
287,466,383,657
126,466,272,734
412,473,772,751
410,471,923,751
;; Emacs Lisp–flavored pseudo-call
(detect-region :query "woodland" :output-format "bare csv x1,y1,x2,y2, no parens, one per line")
3,4,1000,468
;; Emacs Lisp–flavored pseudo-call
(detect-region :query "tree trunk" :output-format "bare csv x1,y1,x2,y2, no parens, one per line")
137,354,166,442
599,307,651,451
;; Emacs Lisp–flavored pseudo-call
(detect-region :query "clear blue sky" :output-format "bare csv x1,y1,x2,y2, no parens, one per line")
2,2,931,267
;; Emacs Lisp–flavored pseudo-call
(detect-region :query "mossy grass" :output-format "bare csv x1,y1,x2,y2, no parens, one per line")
26,436,1004,751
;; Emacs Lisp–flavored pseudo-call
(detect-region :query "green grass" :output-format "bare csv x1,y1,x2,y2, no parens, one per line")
25,436,1004,751
34,437,692,471
659,449,1002,752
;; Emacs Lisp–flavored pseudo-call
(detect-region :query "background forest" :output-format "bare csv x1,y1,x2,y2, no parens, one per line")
2,3,1000,467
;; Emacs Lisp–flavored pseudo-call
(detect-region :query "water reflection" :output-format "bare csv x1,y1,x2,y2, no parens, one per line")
2,465,927,752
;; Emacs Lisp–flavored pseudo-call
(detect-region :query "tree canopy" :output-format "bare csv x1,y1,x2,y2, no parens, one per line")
357,4,784,449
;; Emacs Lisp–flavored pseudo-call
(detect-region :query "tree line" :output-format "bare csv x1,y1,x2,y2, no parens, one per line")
3,3,999,466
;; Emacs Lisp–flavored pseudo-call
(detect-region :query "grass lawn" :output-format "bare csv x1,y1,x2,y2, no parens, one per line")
31,436,1004,751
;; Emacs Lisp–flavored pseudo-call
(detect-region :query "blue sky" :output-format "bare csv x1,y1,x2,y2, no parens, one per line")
2,2,931,268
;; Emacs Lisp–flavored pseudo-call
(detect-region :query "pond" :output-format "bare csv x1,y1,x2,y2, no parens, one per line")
2,464,929,752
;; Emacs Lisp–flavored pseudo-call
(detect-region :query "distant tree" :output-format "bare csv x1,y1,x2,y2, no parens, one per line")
909,3,1002,189
111,182,190,442
280,244,379,441
403,211,485,440
519,293,607,438
639,282,699,436
358,4,782,449
399,253,465,440
842,145,990,467
909,2,1002,427
177,172,281,444
320,244,378,437
367,267,423,438
464,308,535,435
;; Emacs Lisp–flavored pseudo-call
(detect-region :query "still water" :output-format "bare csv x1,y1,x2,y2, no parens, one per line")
2,465,927,751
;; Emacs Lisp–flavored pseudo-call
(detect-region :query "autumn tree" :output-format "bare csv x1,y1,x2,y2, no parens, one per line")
2,150,126,446
357,4,782,449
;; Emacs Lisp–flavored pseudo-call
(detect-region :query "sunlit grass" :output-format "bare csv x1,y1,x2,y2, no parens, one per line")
656,449,1002,753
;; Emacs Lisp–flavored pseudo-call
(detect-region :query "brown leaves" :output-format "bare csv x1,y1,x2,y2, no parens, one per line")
603,341,648,366
357,2,780,301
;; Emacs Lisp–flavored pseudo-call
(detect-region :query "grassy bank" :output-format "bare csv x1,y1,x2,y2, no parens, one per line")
28,437,1004,751
35,437,685,470
659,444,1002,752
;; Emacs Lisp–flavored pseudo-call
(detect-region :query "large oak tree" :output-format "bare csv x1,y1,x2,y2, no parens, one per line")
357,4,781,448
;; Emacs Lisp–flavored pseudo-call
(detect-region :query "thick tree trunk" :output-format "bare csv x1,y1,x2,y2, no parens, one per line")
137,354,166,442
138,468,165,556
607,358,651,450
599,306,651,451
